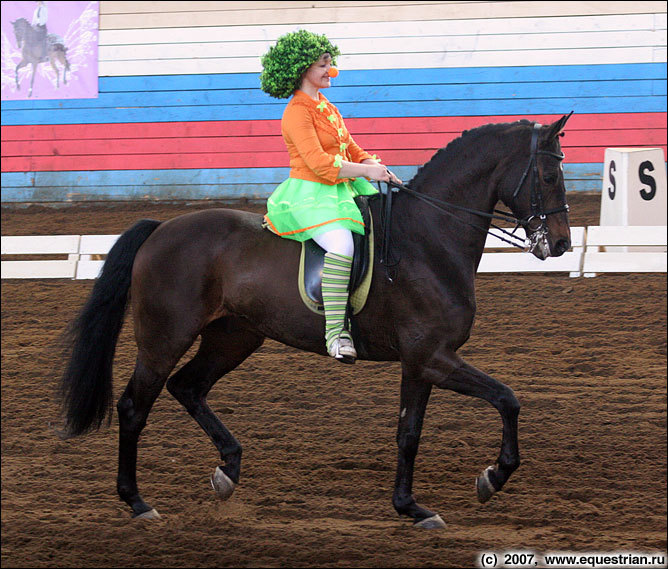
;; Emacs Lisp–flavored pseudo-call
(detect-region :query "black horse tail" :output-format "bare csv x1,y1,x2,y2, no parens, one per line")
58,219,161,437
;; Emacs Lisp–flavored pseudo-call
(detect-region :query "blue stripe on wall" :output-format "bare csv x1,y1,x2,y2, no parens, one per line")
2,97,665,125
2,63,665,125
3,62,665,103
0,80,663,110
0,163,606,202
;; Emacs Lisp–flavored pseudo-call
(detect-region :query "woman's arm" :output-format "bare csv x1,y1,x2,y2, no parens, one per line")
338,160,388,182
340,159,402,184
283,103,402,184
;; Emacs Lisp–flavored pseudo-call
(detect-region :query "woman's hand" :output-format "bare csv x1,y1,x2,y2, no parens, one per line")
362,160,403,185
338,159,403,185
387,169,403,186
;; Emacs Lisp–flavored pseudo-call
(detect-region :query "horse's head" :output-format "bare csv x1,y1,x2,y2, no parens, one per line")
12,18,30,45
498,113,574,260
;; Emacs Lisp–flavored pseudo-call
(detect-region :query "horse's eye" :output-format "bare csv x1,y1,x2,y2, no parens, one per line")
543,173,558,185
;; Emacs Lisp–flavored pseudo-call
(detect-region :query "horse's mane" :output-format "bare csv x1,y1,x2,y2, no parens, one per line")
407,119,532,190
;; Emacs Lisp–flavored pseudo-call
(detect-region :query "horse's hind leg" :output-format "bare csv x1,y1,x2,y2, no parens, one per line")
50,57,59,88
28,63,36,97
392,372,447,528
116,356,177,519
166,317,264,500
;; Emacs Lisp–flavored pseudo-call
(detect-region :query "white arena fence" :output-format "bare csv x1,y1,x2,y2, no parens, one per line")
1,226,666,280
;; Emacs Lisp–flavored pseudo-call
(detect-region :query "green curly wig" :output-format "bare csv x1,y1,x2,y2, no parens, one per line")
260,30,341,99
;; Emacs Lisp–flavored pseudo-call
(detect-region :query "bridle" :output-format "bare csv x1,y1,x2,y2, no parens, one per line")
377,121,569,279
508,122,568,254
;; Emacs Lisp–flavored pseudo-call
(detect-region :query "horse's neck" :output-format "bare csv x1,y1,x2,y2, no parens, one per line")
15,19,30,40
396,149,500,253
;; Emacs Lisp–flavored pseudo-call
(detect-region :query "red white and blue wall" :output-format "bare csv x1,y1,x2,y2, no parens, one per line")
2,1,666,203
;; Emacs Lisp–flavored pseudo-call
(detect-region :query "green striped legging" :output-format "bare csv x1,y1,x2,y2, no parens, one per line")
322,252,353,349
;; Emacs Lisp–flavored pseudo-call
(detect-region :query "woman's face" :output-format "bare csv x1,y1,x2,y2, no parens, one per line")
301,53,333,91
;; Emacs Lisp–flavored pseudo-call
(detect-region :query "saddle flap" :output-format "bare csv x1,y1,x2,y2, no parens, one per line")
299,196,374,315
303,239,326,307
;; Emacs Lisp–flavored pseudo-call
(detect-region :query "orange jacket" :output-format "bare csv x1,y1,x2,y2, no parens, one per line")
281,90,375,185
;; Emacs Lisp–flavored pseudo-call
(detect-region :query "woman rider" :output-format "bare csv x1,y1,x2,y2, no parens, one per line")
260,29,402,362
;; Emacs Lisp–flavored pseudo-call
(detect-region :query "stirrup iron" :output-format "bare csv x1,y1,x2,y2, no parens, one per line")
328,335,357,364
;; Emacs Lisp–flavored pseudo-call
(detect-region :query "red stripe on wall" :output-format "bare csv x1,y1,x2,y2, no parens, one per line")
2,113,665,173
3,130,666,158
2,113,665,142
6,146,663,173
0,121,282,141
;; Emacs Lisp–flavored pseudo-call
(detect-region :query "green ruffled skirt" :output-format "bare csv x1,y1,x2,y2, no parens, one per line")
264,177,379,242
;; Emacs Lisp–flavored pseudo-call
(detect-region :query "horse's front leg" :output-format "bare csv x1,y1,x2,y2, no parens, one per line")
15,60,28,89
425,353,521,504
392,370,446,528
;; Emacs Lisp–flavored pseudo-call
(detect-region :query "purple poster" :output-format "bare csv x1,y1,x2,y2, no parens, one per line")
1,1,99,100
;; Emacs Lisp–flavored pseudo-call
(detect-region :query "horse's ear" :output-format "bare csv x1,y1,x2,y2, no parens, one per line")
546,111,574,139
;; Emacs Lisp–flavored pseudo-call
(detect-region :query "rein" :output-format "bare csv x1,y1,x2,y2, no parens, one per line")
377,122,568,279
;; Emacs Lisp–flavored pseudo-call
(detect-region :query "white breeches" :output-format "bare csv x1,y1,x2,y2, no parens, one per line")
312,228,354,257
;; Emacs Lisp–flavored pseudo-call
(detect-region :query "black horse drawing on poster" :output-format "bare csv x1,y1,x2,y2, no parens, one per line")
2,1,98,101
11,16,70,98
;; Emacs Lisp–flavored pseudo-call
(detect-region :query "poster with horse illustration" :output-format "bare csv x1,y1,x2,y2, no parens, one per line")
1,1,98,100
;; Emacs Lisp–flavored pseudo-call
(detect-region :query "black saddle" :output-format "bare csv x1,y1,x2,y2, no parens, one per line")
301,196,374,313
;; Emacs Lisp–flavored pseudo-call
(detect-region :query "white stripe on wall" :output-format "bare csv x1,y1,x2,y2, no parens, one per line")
99,48,667,77
99,14,667,44
102,30,666,61
99,1,668,28
98,13,667,76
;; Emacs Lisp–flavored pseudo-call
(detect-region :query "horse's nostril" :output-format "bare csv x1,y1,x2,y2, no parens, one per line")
554,238,570,257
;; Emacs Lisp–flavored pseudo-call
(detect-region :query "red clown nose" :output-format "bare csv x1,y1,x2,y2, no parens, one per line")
327,67,339,78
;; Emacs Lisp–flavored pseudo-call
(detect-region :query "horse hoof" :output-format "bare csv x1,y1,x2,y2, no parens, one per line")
476,466,497,503
414,514,446,529
133,508,161,520
211,466,235,501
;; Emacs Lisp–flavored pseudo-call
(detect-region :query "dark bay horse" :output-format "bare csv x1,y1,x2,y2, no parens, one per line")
59,114,573,527
12,18,70,97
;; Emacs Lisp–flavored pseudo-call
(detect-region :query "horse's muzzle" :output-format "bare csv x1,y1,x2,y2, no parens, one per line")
552,237,570,257
528,228,570,260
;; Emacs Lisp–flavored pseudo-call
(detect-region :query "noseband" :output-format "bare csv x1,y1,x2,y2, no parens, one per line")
378,122,569,277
